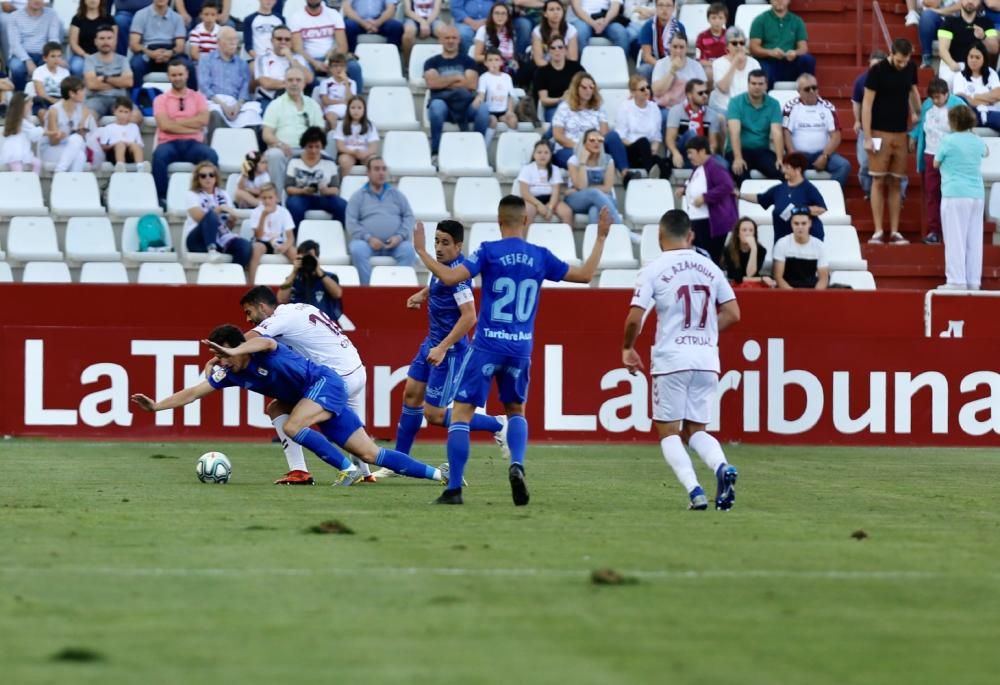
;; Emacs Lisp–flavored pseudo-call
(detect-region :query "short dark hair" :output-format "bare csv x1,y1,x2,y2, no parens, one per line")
43,41,62,57
891,38,913,57
498,195,526,226
436,219,464,244
484,48,503,59
298,239,320,255
927,77,949,97
95,24,116,36
707,2,728,19
60,76,84,99
240,286,278,308
167,57,189,72
670,32,688,45
684,135,711,154
366,155,385,170
299,126,326,148
747,69,767,83
659,209,691,240
207,324,245,349
783,151,808,171
114,96,134,111
685,78,706,95
201,0,221,11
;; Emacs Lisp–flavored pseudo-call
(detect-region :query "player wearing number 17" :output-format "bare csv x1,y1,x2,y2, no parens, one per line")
413,196,612,506
622,210,742,511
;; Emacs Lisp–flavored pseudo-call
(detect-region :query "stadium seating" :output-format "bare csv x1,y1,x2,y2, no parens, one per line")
197,263,248,285
367,87,421,131
830,270,877,290
495,131,541,179
398,177,449,221
640,223,661,265
823,226,868,271
583,223,638,269
137,262,187,284
370,265,419,286
122,216,177,265
625,179,674,225
0,173,47,216
297,220,351,264
679,4,711,49
769,90,798,112
598,268,640,288
601,89,630,129
65,218,121,265
0,262,14,281
50,172,106,217
355,44,406,87
108,173,163,218
7,218,62,263
224,174,252,219
453,177,503,223
438,132,492,177
467,222,501,255
581,46,629,89
758,224,775,273
811,181,851,225
527,223,580,265
382,131,436,176
738,180,781,223
339,175,368,202
229,0,257,21
408,44,443,91
22,261,72,283
981,138,1000,182
80,262,130,283
324,264,361,286
254,264,293,285
166,173,194,219
735,4,770,35
212,128,259,174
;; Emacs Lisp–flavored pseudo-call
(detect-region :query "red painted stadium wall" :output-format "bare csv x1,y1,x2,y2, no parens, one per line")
1,285,998,445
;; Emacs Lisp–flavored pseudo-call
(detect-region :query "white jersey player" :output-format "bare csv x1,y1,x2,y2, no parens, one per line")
622,210,742,511
240,286,374,485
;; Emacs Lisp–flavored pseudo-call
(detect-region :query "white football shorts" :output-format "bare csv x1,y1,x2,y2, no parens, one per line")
651,370,718,425
342,365,367,422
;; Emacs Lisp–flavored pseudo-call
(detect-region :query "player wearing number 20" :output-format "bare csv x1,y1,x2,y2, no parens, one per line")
414,196,612,506
622,210,742,511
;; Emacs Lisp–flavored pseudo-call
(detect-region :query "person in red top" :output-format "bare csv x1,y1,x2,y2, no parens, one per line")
151,58,219,203
696,3,729,83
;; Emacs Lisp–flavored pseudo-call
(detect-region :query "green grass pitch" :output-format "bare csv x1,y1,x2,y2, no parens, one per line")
1,439,998,684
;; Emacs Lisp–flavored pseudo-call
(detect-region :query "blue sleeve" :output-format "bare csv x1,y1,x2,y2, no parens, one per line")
451,0,468,22
243,13,256,50
206,366,235,390
465,245,484,278
423,54,439,74
638,19,652,47
543,248,570,282
462,55,478,72
758,185,776,210
851,74,865,104
808,183,826,209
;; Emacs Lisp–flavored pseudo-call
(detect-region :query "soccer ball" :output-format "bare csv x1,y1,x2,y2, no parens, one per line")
196,452,232,484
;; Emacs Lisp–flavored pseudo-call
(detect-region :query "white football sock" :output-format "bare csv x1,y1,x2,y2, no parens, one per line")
688,431,727,474
660,435,700,493
273,414,307,472
354,458,372,477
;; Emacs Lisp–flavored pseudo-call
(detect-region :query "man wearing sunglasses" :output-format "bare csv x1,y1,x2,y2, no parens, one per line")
748,0,814,88
782,74,851,188
253,25,314,108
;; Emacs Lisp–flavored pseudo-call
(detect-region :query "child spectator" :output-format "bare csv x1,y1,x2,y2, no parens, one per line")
721,217,775,287
474,49,517,146
517,139,573,224
248,182,297,284
32,42,70,116
0,93,43,172
402,0,443,65
696,3,729,83
910,77,964,245
332,95,379,178
316,51,356,130
177,0,232,29
189,0,222,62
773,208,829,290
243,0,285,58
235,150,272,208
98,96,146,171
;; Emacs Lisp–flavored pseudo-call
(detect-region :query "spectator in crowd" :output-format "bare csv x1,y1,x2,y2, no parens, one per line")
452,0,495,55
188,0,222,61
234,150,271,208
262,66,325,197
852,50,909,201
289,0,364,90
531,0,579,67
551,71,630,176
316,51,356,130
85,27,142,123
912,0,961,69
346,156,418,285
721,216,776,287
652,33,707,112
199,26,262,135
285,125,347,226
511,0,544,60
402,0,443,65
277,239,346,320
7,0,63,91
624,0,656,52
782,74,851,188
708,26,759,122
937,0,997,87
678,134,736,262
935,104,988,289
423,24,489,157
951,41,1000,128
533,35,583,122
518,139,574,224
184,159,257,267
0,93,43,172
565,128,623,223
696,3,729,83
772,207,828,289
129,0,192,91
32,41,69,116
68,0,115,77
41,76,99,172
175,0,233,29
113,0,152,55
244,0,285,59
474,49,517,146
332,95,379,178
666,79,724,170
910,77,965,245
862,38,921,245
616,74,670,179
151,59,219,203
569,0,630,53
726,68,783,184
748,0,814,87
252,24,312,108
637,0,684,81
248,182,297,283
97,96,145,170
721,0,742,26
737,152,826,242
343,0,403,52
473,2,519,79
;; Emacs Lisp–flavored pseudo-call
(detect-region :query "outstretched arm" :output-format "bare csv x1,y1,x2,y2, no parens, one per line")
413,222,473,285
131,380,216,412
204,335,277,359
622,306,646,375
563,207,611,283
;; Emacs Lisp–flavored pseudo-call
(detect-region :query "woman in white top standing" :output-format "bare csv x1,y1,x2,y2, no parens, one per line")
184,161,257,271
708,26,760,122
517,140,574,224
41,76,99,172
564,128,623,223
615,74,670,180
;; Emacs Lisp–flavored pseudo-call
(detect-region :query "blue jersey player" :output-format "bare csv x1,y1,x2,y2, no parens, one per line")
413,196,611,505
387,221,510,467
130,325,448,487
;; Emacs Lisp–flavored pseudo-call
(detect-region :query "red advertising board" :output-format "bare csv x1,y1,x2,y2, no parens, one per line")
1,285,998,445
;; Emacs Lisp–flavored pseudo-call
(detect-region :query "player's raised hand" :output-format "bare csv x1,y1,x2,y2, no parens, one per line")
203,339,234,358
597,206,612,238
130,394,156,412
622,348,644,375
413,221,427,253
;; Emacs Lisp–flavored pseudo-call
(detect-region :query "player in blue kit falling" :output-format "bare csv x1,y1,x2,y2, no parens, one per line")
385,220,510,470
413,196,611,505
130,325,448,487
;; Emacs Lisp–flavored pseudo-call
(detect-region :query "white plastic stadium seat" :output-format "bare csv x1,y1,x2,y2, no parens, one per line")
167,172,194,219
52,0,76,26
367,87,420,131
823,225,868,271
735,4,770,35
738,179,781,224
297,220,350,265
251,264,291,285
679,4,711,53
229,0,258,20
625,179,674,225
831,270,877,290
369,265,419,286
65,218,121,264
811,180,850,225
212,128,259,174
224,174,252,219
382,131,436,176
408,43,442,91
398,177,449,221
108,172,163,217
453,177,503,223
989,182,1000,223
196,263,247,284
583,223,638,269
602,89,630,129
495,131,541,179
0,172,47,216
438,132,492,177
80,262,129,283
339,175,367,202
122,216,177,265
581,46,629,89
50,172,105,217
355,44,406,87
22,261,72,283
527,223,580,265
7,217,63,262
323,264,361,286
758,224,775,273
768,90,798,113
598,268,640,288
137,262,187,284
981,138,1000,182
467,222,501,256
417,221,438,255
640,224,661,265
0,262,13,281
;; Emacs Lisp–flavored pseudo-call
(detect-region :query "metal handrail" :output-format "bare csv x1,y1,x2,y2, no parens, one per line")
871,1,893,54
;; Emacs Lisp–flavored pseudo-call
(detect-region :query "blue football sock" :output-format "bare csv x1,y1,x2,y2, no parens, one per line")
293,427,352,470
446,422,470,490
469,413,503,433
394,404,425,454
507,415,528,466
374,447,437,480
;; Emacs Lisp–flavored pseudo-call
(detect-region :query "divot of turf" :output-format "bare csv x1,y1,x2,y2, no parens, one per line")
851,529,869,540
590,568,639,586
244,524,276,531
306,520,354,535
50,647,105,663
149,454,179,460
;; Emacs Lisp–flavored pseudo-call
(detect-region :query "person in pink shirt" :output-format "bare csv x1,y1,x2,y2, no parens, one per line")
151,58,219,202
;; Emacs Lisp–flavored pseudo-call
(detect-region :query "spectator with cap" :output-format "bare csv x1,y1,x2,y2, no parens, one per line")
781,73,851,188
772,206,829,290
748,0,814,87
726,68,783,185
6,0,63,91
